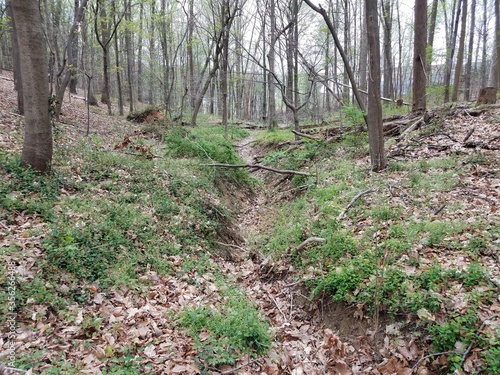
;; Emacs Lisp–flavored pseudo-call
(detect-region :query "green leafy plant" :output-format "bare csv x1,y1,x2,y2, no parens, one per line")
180,293,271,370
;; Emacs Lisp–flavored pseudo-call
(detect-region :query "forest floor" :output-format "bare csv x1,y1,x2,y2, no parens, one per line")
0,69,499,375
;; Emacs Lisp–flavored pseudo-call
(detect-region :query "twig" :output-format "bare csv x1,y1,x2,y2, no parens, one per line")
433,204,446,215
220,359,259,374
204,163,312,177
462,127,475,143
337,189,375,220
233,140,257,148
296,237,326,251
411,350,459,372
213,241,246,252
412,316,496,373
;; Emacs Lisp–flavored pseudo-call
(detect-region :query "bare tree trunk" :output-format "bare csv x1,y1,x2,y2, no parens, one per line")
11,0,52,172
148,3,155,104
190,0,238,127
7,0,23,114
113,1,124,116
481,0,488,87
413,0,427,114
267,0,277,129
365,0,386,172
187,0,195,110
221,0,230,138
69,0,80,94
325,30,332,112
381,0,394,99
496,0,500,88
125,0,134,113
444,0,463,103
54,0,89,119
452,0,468,102
343,0,350,102
396,0,403,98
137,2,144,103
464,0,476,101
426,0,439,84
303,0,367,122
358,1,368,107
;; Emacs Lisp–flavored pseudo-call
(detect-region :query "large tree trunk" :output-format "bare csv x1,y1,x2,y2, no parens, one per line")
11,0,52,172
412,0,427,114
365,0,386,172
452,0,468,102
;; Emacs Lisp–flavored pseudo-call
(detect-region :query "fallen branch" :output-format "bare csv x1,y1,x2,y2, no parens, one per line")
220,359,260,375
337,189,375,220
464,141,500,150
291,129,322,140
204,163,312,177
462,127,475,143
296,237,326,251
411,350,459,372
397,116,424,141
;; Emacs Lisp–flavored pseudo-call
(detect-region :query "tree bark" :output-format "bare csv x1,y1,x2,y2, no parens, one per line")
464,0,476,101
496,0,500,88
444,0,463,103
426,0,439,84
412,0,427,114
11,0,52,172
137,2,144,103
69,0,80,94
451,0,468,102
365,0,387,172
7,0,23,115
381,0,394,99
267,0,277,129
54,0,89,119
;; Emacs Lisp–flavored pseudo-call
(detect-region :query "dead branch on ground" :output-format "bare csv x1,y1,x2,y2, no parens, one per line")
204,163,312,177
296,237,326,251
291,129,322,140
397,116,424,141
337,189,375,220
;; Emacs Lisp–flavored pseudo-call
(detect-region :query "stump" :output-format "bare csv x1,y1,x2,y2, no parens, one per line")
476,87,497,105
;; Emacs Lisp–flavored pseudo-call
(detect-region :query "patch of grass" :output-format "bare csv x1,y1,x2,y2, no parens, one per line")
164,125,250,184
0,154,63,219
256,128,294,144
180,289,270,371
